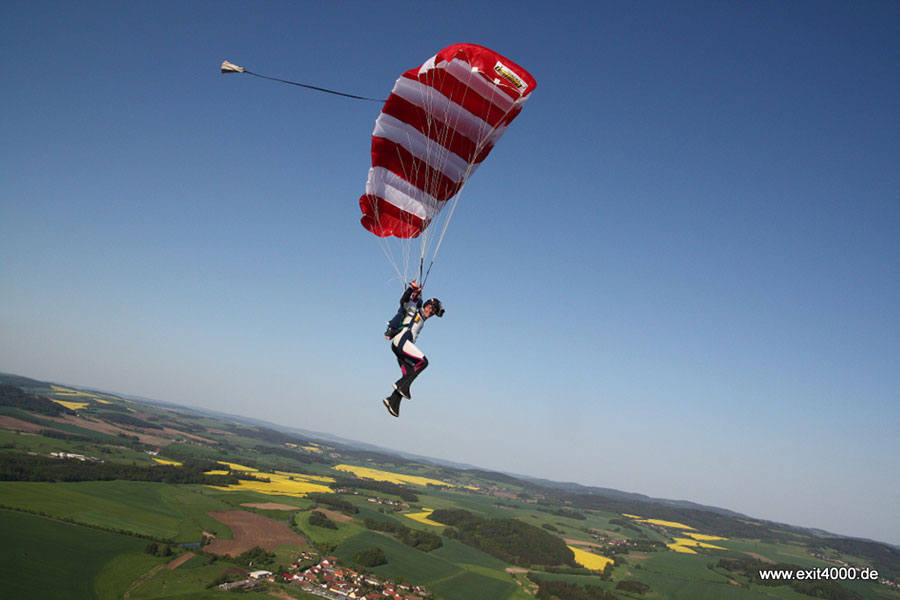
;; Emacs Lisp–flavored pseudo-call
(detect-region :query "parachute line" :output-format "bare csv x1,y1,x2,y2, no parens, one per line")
220,61,382,103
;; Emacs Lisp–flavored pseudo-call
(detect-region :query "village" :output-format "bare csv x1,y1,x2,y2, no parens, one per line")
219,553,435,600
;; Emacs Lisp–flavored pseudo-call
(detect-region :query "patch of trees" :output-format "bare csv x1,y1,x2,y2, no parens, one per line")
531,577,618,600
33,429,91,442
615,580,651,594
364,519,443,552
354,546,387,567
224,424,322,456
430,509,575,568
0,374,45,389
608,518,644,534
541,562,614,580
101,412,164,430
145,542,174,557
253,444,323,464
309,511,338,529
309,493,359,515
813,539,900,581
716,558,862,600
0,384,74,416
236,546,276,568
537,506,587,520
0,453,252,485
334,477,419,503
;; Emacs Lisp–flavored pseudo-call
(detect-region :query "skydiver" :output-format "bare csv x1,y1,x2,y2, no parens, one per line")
382,280,444,417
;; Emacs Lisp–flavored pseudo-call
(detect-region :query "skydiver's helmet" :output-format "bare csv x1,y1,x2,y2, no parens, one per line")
424,298,445,317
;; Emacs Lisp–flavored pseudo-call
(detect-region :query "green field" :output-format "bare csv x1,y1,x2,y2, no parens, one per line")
0,481,233,542
0,509,155,600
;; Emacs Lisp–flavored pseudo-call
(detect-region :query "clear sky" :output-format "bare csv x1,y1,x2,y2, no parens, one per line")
2,1,898,545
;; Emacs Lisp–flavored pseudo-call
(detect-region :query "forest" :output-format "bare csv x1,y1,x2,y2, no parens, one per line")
430,508,576,567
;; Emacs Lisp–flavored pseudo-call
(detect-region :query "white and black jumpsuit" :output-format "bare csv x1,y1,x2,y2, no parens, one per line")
390,286,429,397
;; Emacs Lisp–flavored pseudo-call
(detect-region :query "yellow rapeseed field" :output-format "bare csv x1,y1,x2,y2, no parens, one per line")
217,462,258,472
333,464,453,488
277,471,334,483
667,537,726,553
684,532,728,541
49,385,112,404
50,400,89,411
205,466,334,498
568,546,613,571
152,458,182,466
623,514,695,530
405,509,445,527
51,385,90,396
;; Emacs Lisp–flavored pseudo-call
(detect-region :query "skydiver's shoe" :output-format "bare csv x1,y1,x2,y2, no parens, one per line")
383,395,401,417
393,382,411,400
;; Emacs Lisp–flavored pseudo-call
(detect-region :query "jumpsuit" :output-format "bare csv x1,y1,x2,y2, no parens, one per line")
390,286,429,397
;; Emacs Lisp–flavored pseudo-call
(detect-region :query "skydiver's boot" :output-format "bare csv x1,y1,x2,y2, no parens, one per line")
383,391,402,417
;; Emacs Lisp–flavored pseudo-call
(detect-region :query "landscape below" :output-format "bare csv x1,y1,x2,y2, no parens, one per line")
1,373,898,600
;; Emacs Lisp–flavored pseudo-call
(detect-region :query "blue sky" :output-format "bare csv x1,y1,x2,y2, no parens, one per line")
2,1,898,544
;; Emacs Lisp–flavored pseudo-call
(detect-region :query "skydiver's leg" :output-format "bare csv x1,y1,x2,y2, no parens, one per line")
392,333,428,398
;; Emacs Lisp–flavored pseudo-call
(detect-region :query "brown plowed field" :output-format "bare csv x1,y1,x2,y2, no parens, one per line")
0,416,62,434
205,511,308,557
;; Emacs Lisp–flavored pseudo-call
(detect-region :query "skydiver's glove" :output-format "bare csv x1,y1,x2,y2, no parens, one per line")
408,280,422,301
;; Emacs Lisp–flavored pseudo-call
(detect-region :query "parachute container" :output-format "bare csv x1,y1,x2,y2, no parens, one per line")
359,44,536,240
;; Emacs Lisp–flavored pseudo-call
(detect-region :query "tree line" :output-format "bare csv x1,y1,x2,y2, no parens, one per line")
334,477,420,503
530,577,619,600
364,518,442,552
308,493,359,515
0,453,253,486
0,384,74,417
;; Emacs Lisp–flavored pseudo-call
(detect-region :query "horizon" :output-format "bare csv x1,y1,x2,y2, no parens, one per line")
3,368,897,548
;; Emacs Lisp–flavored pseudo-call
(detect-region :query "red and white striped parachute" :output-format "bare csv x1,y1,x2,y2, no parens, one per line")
359,44,536,281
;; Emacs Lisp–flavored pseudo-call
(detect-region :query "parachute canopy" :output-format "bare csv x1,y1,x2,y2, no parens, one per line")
359,44,537,240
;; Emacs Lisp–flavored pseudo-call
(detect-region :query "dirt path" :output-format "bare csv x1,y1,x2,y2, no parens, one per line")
241,502,301,511
123,565,165,599
744,551,774,563
166,552,195,569
563,538,606,549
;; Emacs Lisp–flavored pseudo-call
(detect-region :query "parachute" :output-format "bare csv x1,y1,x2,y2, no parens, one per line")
359,44,536,284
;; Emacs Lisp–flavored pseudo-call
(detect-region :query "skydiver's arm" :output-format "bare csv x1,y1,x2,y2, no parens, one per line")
399,280,422,307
